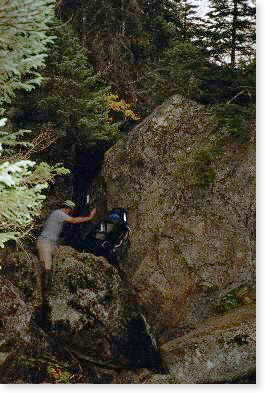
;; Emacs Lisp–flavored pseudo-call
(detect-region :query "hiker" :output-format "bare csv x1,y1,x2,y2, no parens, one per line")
34,200,96,328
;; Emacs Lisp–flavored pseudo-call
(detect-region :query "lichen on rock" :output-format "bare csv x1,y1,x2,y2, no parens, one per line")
104,93,256,381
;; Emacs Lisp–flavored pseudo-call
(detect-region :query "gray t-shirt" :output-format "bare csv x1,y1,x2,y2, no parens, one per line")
38,209,70,242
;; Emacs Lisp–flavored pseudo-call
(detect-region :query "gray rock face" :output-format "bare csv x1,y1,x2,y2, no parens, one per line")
0,246,162,383
104,94,255,331
112,304,256,384
49,246,128,363
0,93,256,383
0,276,35,347
160,304,256,383
0,251,49,354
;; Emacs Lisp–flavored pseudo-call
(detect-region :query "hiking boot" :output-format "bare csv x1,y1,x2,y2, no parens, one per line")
32,303,51,332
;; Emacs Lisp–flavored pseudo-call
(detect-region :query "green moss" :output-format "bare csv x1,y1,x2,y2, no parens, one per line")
172,138,222,192
191,146,224,190
221,293,241,312
173,103,254,194
218,286,256,314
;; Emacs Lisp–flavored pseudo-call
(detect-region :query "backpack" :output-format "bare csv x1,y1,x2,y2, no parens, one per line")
77,208,129,265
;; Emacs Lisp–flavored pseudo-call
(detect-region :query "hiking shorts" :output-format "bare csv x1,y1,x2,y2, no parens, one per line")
36,239,57,270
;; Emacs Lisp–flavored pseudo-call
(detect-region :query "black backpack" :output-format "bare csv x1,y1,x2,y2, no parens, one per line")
77,208,129,265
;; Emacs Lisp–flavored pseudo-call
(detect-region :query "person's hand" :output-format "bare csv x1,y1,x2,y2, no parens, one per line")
89,208,96,219
82,208,96,218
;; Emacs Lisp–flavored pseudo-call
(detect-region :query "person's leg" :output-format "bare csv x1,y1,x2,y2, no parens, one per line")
33,255,45,305
37,239,53,271
44,241,57,301
35,240,54,329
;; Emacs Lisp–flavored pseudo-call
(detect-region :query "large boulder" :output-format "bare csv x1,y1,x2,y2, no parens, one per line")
160,304,256,383
112,304,255,384
48,245,160,369
0,246,162,383
104,95,256,334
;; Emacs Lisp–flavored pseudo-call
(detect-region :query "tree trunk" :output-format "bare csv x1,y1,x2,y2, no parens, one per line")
121,0,126,36
231,0,238,67
81,3,87,47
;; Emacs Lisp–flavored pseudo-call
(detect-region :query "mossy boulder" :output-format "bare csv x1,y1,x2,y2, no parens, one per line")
0,246,162,383
104,94,255,333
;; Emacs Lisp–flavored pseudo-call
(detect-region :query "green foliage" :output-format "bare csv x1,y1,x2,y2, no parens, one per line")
0,0,56,110
25,162,70,184
55,0,255,117
14,23,120,145
0,1,71,248
160,42,208,97
197,57,256,105
0,121,69,247
0,181,47,245
56,0,207,112
165,0,203,42
213,102,254,143
203,0,255,66
0,160,36,188
142,41,208,108
171,96,254,195
190,100,254,190
189,99,254,192
58,0,143,36
0,122,33,158
198,63,240,105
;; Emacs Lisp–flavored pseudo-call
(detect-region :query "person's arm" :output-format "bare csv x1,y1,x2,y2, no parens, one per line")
63,208,97,224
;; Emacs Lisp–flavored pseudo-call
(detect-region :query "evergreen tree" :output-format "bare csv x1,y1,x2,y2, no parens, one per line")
203,0,255,67
0,120,69,248
166,0,202,42
57,0,144,37
142,0,168,61
0,0,56,110
0,0,69,248
13,24,120,146
141,41,209,108
56,0,150,105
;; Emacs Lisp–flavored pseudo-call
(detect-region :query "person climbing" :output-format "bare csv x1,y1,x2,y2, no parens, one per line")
34,200,96,330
